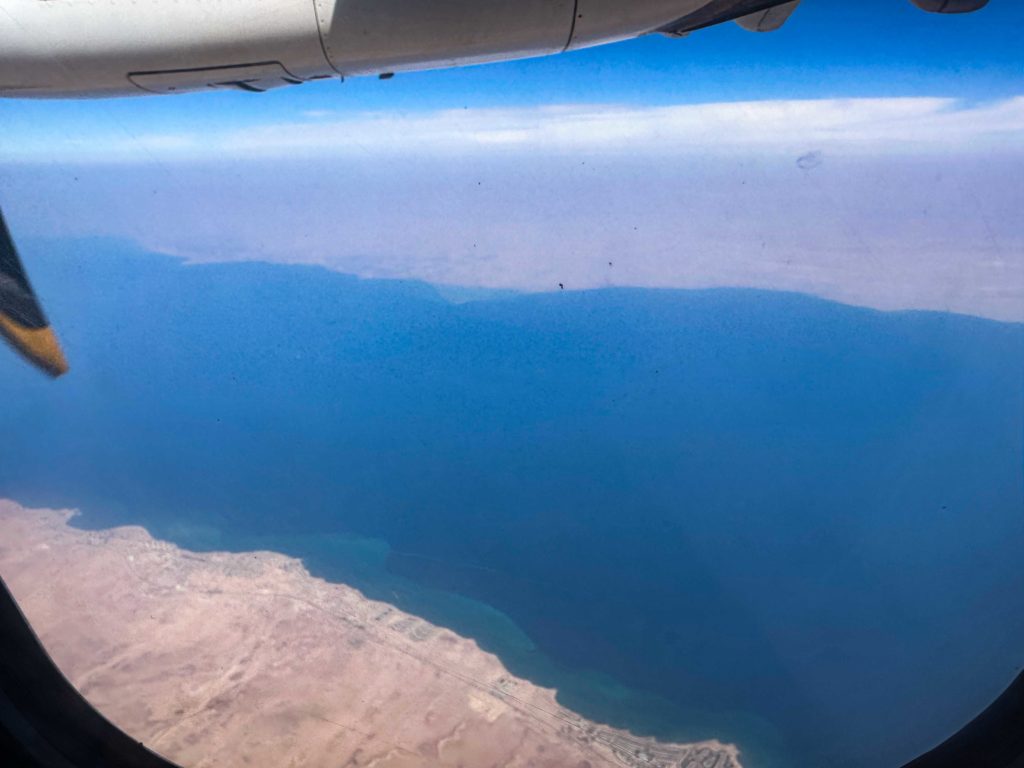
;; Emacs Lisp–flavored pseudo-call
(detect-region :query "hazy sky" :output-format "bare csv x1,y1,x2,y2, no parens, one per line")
1,0,1021,319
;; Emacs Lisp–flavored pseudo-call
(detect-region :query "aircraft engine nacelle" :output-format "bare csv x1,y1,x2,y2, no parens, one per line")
0,0,710,98
909,0,990,12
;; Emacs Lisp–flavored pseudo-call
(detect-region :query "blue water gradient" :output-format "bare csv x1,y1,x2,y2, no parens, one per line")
1,242,1021,768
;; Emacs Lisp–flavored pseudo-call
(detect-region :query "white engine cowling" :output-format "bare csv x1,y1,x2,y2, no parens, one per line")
293,0,709,75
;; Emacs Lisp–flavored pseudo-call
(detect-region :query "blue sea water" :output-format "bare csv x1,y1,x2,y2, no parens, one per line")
1,240,1022,768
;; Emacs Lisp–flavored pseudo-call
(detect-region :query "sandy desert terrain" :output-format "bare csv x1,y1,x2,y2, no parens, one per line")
0,500,742,768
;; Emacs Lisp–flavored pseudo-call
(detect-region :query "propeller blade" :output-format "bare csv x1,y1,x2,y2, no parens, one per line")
0,209,69,378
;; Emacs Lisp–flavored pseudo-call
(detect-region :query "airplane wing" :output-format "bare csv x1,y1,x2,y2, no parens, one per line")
0,208,68,378
0,0,992,98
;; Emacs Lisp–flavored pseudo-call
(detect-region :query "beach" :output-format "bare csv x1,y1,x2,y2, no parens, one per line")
0,499,742,768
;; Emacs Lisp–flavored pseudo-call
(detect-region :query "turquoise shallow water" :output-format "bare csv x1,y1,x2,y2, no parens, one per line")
2,244,1023,768
142,520,786,766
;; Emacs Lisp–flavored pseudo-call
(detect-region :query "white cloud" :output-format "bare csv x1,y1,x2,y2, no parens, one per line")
4,96,1024,162
2,96,1021,321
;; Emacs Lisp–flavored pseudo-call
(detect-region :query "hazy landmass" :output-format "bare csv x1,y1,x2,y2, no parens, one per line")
0,500,742,768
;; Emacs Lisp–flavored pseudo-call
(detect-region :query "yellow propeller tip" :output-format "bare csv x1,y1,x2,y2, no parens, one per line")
0,315,70,379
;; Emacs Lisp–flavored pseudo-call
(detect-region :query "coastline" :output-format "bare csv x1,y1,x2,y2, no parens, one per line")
0,499,745,768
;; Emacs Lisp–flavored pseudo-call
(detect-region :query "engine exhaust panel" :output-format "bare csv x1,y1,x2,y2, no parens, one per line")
315,0,576,77
569,0,709,49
